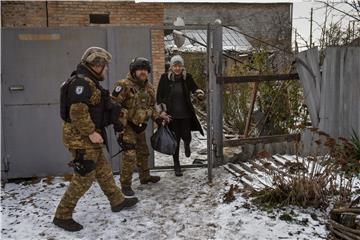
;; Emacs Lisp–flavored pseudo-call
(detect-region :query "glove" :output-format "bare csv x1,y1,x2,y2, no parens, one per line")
155,117,164,126
195,89,205,101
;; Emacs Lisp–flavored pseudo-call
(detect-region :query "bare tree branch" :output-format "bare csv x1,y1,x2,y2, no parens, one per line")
316,0,360,21
345,0,360,17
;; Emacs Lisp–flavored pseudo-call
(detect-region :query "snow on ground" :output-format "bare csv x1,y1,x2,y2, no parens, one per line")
1,133,329,240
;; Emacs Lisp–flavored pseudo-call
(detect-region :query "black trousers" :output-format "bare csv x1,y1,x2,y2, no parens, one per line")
168,118,192,156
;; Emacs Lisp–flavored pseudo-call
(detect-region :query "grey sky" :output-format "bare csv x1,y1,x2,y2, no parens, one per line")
293,1,359,50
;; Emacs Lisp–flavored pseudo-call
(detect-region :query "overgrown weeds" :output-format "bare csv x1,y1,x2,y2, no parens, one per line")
252,128,360,209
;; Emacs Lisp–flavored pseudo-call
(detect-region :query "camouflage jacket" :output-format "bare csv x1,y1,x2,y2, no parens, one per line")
111,73,159,128
63,64,106,149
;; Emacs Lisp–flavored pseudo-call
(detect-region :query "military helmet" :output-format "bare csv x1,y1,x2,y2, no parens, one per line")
81,47,112,66
130,57,151,74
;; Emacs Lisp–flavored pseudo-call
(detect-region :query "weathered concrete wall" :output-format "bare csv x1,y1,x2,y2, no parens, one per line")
165,3,292,49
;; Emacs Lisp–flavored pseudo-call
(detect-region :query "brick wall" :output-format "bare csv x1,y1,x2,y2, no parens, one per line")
149,29,165,89
1,1,165,86
1,1,47,27
46,1,163,27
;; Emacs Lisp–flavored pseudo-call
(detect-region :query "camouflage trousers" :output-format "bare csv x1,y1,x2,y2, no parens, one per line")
120,125,151,187
55,148,124,220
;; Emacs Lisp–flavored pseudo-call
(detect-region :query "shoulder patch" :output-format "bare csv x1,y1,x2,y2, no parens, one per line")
68,77,92,103
115,86,122,93
112,84,124,97
75,86,84,95
112,79,128,97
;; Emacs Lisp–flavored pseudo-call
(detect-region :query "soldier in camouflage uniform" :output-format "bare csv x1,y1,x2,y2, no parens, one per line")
53,47,138,232
111,57,170,196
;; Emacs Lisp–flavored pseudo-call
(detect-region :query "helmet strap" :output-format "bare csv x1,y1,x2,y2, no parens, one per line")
83,62,105,81
100,64,106,75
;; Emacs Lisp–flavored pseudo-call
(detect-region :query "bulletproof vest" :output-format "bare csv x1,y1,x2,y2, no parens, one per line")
89,84,110,130
126,84,153,126
60,74,77,122
60,73,110,130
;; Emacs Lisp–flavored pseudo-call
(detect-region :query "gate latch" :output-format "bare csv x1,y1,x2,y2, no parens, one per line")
9,85,24,91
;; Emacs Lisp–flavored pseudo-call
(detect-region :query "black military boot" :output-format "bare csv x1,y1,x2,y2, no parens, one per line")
111,197,139,212
140,175,161,184
121,186,135,196
173,155,183,177
184,142,191,158
53,217,83,232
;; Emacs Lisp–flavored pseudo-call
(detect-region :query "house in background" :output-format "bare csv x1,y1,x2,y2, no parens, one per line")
164,26,253,53
164,26,254,84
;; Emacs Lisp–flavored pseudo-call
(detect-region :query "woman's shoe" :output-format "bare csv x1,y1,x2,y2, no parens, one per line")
184,143,191,157
175,168,183,177
173,155,183,177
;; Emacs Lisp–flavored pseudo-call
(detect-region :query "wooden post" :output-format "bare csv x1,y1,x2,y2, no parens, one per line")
206,23,213,183
207,20,224,182
213,20,224,167
310,7,313,48
244,82,259,137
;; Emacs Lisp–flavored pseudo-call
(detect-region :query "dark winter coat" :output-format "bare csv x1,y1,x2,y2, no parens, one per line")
156,71,204,136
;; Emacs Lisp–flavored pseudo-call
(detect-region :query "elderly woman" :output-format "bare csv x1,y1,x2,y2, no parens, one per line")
156,55,205,176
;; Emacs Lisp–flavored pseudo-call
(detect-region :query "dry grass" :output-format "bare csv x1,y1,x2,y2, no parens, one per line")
223,184,241,204
252,128,360,209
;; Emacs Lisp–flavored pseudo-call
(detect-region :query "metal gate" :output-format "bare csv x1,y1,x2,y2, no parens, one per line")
1,26,152,179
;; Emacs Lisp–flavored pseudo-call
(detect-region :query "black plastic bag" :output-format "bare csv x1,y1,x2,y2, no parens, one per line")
151,125,177,155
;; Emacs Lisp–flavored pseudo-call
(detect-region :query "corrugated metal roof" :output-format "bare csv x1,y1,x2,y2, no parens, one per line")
165,27,253,53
